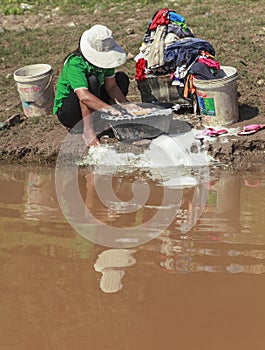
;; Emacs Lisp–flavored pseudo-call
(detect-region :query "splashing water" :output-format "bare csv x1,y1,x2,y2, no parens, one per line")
80,131,211,169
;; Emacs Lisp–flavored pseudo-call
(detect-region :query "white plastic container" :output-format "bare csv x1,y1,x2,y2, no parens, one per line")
14,64,54,117
193,66,239,126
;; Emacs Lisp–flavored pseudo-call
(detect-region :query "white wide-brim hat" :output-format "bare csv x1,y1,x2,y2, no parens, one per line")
80,24,127,69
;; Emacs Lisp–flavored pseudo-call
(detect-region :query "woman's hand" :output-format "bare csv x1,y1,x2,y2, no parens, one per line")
101,106,122,116
122,103,142,112
117,102,153,115
83,127,100,147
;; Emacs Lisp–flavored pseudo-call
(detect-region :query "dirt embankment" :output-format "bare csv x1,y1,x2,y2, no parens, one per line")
0,108,265,169
1,9,264,168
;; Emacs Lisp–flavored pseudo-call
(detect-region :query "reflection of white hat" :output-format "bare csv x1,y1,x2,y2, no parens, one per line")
80,24,127,68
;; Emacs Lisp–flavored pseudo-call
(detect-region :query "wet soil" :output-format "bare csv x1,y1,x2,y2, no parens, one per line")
1,107,264,169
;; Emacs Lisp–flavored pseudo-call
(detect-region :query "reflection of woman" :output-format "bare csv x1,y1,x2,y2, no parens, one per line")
53,24,132,147
25,171,57,221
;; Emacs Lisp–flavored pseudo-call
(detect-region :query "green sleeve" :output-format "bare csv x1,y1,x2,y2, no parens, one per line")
104,68,115,78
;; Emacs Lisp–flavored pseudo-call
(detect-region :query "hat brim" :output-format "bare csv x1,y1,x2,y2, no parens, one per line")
80,30,127,69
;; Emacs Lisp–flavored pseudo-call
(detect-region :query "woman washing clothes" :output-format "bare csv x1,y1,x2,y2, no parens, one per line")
53,24,141,146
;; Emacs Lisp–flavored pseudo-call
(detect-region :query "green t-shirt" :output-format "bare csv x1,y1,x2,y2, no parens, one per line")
53,54,115,115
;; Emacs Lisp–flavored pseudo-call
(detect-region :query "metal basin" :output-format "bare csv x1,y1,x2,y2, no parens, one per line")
100,107,173,141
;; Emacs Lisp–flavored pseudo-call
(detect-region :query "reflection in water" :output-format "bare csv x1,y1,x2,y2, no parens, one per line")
24,170,59,221
94,249,137,293
63,168,265,281
159,236,265,274
1,165,265,348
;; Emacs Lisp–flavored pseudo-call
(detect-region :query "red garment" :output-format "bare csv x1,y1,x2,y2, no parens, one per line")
149,8,170,30
135,58,147,81
198,57,220,70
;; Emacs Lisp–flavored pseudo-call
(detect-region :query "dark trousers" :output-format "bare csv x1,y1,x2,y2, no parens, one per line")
57,71,129,130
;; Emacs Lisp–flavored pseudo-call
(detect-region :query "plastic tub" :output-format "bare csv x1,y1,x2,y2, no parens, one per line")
193,66,239,126
14,64,54,117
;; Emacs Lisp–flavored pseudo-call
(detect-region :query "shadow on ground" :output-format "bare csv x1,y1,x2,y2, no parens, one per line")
239,104,259,121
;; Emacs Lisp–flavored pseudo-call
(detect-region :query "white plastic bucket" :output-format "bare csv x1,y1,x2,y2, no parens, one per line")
193,66,239,126
14,64,54,117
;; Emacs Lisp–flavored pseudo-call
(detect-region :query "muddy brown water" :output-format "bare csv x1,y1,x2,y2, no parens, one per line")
1,164,265,350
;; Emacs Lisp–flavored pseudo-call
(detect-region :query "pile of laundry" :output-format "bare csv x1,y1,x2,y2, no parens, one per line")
135,8,226,98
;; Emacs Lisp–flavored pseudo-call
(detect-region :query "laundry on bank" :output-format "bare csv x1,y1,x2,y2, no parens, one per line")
135,8,226,101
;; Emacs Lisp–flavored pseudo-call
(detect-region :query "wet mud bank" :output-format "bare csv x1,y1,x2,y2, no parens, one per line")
206,136,265,169
0,112,264,170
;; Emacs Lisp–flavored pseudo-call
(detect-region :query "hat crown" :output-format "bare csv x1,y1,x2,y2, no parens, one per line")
80,24,127,68
87,25,115,53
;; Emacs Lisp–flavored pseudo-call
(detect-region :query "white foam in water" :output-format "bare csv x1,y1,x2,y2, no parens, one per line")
79,130,211,186
81,146,149,172
162,176,198,188
149,134,194,167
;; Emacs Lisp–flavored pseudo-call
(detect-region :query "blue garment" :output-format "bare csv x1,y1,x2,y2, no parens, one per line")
169,11,185,23
164,37,215,68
